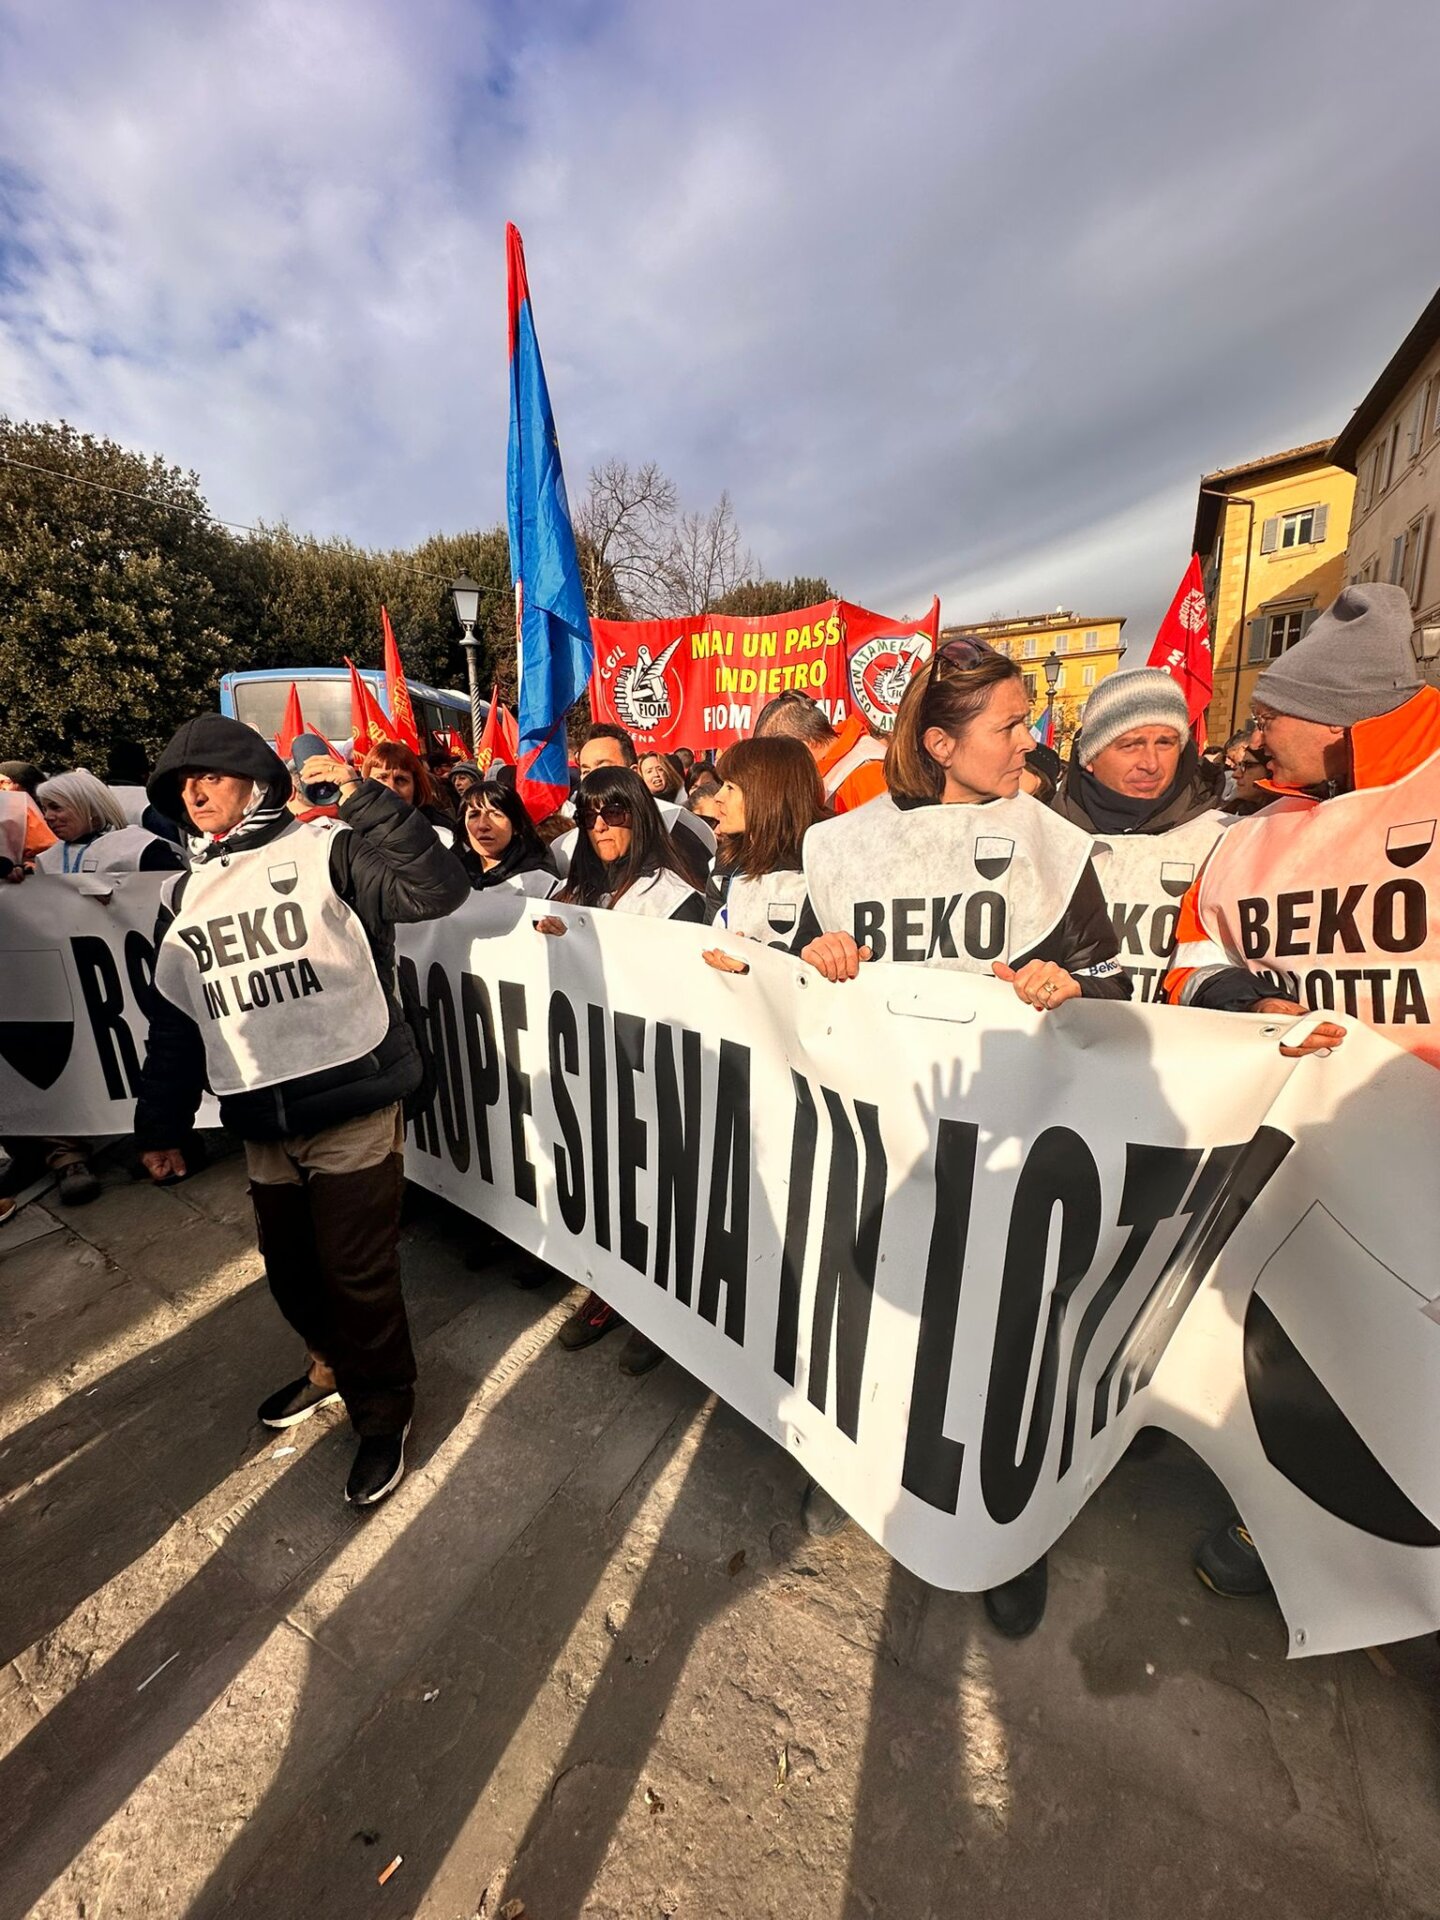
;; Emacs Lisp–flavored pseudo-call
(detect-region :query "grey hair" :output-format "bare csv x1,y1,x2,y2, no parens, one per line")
36,769,128,837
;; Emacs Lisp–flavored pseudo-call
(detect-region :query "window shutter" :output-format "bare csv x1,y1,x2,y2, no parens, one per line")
1312,503,1329,544
1260,517,1279,554
1410,516,1431,605
1409,390,1427,457
1246,617,1268,664
1390,534,1408,584
1298,609,1320,640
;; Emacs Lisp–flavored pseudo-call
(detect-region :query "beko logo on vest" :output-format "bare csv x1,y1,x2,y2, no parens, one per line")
1235,879,1432,1025
174,905,324,1020
853,893,1007,962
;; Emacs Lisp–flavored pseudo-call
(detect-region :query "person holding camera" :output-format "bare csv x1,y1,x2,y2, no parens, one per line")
132,714,468,1507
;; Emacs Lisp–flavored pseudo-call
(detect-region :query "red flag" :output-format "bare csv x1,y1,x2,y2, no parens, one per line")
274,682,310,759
1147,555,1213,745
475,686,520,772
381,607,422,750
443,727,470,759
346,656,401,757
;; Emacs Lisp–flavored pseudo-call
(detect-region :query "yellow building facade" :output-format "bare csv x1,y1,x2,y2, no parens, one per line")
1194,441,1354,744
939,610,1127,749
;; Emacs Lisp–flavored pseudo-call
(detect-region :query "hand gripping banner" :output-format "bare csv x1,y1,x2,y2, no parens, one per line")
5,879,1440,1656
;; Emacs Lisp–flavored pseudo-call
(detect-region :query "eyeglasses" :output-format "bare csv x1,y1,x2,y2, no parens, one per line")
1246,710,1278,735
578,801,632,828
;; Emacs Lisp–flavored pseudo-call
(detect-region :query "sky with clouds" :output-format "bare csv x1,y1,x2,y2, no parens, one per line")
1,0,1437,646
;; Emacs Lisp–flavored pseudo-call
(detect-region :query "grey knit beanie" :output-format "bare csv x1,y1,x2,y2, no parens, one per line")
1255,584,1421,726
1077,669,1191,765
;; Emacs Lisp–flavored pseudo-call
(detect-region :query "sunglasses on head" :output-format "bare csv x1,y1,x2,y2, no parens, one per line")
578,800,632,828
934,636,1003,676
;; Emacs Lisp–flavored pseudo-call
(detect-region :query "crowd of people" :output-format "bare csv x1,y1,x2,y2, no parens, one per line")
3,582,1434,1623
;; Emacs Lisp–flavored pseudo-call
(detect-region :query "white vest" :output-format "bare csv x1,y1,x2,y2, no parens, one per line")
1087,811,1233,1003
803,792,1090,972
153,820,391,1095
605,868,701,920
35,825,169,875
721,869,808,946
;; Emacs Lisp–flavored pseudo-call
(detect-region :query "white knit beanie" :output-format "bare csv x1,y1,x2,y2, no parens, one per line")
1078,670,1190,765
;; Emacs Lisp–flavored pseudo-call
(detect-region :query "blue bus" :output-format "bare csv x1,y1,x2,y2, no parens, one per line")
218,667,482,756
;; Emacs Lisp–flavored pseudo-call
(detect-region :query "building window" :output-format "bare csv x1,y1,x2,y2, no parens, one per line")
1280,507,1315,548
1391,514,1431,604
1263,610,1306,659
1081,664,1097,688
1409,382,1432,460
1023,674,1038,704
1262,504,1329,553
1024,637,1038,658
1378,419,1400,496
1084,631,1099,651
1053,633,1069,652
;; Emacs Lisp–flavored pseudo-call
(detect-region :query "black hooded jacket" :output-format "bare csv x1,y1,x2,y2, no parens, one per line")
134,714,469,1146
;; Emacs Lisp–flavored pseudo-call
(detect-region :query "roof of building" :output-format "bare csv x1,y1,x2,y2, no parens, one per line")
1191,438,1342,554
941,611,1125,637
1329,285,1440,472
1198,439,1336,489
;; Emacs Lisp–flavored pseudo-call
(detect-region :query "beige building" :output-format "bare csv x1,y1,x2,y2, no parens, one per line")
1193,443,1354,744
939,610,1126,749
1330,285,1440,677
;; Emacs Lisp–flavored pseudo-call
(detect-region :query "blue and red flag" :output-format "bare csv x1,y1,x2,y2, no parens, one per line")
506,222,593,821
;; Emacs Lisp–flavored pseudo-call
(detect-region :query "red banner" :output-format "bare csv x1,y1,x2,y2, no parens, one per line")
589,596,939,753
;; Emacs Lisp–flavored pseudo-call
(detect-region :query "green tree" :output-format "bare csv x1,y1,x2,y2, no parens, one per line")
708,575,837,618
0,419,236,776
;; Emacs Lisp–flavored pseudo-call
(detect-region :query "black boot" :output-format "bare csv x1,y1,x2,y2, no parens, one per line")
1195,1519,1271,1597
983,1557,1048,1639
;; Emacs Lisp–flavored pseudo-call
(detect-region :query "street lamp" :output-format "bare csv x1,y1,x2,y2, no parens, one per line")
449,574,484,750
1043,651,1062,742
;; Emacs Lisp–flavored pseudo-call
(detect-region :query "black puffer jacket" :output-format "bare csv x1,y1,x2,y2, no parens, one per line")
134,715,469,1146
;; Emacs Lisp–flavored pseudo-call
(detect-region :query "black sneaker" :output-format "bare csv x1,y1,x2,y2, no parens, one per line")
557,1291,622,1351
618,1328,665,1376
346,1422,410,1507
800,1479,852,1538
1195,1519,1271,1597
258,1374,342,1429
983,1558,1048,1639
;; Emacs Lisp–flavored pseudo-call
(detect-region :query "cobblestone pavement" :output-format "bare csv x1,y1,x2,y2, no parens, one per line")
2,1144,1437,1920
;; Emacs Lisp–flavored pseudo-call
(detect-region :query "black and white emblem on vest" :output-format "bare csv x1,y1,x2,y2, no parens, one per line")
0,948,75,1089
1160,860,1194,898
974,837,1013,880
1386,820,1436,869
268,861,299,896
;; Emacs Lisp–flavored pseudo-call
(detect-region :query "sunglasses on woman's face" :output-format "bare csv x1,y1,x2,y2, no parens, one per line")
578,801,632,828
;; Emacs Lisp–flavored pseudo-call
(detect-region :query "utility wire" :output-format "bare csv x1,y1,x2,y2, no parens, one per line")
0,452,514,597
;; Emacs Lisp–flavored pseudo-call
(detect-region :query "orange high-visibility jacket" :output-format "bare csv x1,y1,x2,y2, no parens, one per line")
817,712,888,815
1162,686,1440,1067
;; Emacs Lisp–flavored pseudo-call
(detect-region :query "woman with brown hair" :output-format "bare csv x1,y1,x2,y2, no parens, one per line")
361,740,456,843
709,737,827,949
638,750,686,803
796,638,1131,1640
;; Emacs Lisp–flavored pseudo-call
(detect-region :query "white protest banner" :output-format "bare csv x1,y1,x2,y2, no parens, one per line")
5,880,1439,1656
0,873,223,1133
398,895,1440,1658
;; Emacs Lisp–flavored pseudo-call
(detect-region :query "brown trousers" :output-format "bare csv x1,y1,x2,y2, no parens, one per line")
246,1106,416,1437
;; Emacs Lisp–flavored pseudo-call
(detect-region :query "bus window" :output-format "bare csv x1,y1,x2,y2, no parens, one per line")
231,675,355,749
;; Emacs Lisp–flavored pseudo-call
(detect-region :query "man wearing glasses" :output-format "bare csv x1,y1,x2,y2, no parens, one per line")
1160,583,1440,1597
